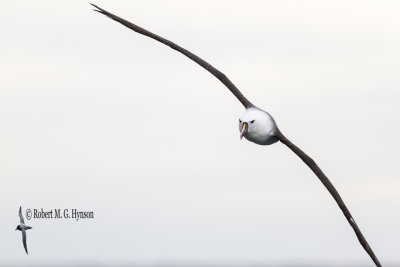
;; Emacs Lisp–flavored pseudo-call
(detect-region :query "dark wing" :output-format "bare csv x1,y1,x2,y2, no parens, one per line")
91,4,254,109
22,229,28,255
19,206,24,224
276,130,381,267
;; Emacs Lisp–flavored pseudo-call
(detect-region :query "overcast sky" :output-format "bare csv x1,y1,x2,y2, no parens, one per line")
1,0,400,266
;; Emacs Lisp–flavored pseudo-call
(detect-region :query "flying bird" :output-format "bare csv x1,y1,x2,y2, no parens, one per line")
91,4,382,266
15,206,32,254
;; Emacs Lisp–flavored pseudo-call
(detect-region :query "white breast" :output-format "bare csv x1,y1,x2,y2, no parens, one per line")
239,107,279,145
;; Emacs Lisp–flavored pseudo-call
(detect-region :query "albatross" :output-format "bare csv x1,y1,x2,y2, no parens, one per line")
15,206,32,255
91,4,382,266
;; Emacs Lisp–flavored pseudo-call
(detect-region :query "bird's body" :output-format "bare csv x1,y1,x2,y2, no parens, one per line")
239,107,279,145
91,4,382,266
16,225,32,231
16,206,31,255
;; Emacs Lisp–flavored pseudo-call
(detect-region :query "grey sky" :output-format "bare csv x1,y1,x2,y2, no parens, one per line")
1,0,399,265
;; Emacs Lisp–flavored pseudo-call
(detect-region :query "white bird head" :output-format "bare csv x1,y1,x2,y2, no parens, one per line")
239,107,279,145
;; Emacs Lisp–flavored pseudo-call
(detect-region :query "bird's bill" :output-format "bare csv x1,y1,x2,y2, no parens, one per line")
240,122,248,140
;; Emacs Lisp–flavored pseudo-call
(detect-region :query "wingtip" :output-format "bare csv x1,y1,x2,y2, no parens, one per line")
91,5,115,21
90,3,104,13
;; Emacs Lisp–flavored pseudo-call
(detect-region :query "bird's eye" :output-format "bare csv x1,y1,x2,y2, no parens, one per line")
250,120,255,124
239,119,242,123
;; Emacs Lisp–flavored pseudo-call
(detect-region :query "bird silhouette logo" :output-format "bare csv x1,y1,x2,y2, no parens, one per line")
15,206,32,255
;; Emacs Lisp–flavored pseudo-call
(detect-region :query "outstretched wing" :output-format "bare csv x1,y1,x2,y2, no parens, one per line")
22,229,28,255
276,130,381,267
91,4,254,109
19,206,24,224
